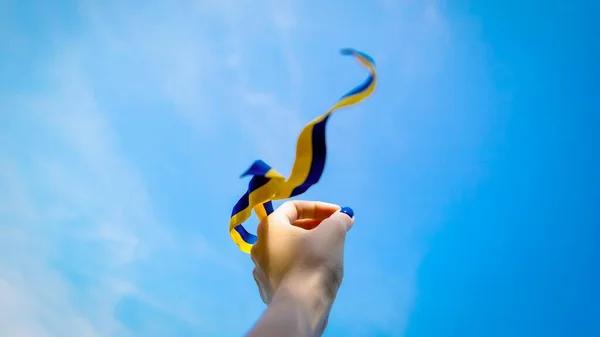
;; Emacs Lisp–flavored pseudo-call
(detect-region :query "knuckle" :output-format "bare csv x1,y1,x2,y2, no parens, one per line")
250,244,263,266
252,268,269,304
250,239,263,263
256,218,267,238
252,267,261,283
280,200,295,210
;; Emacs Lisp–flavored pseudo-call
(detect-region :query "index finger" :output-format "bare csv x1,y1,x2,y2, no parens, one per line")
275,200,341,224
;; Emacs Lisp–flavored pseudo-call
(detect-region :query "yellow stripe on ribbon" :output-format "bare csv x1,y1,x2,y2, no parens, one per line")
229,48,377,253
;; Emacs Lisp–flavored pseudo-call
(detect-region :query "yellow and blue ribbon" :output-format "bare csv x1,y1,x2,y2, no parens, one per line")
229,48,377,254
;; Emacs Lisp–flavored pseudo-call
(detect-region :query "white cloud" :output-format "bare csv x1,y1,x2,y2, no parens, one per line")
0,0,452,335
1,0,303,335
0,48,165,336
73,0,305,160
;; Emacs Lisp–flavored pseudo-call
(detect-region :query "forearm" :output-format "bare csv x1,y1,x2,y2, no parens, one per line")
246,271,332,337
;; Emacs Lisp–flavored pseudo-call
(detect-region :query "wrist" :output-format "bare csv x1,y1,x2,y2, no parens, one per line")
274,268,336,334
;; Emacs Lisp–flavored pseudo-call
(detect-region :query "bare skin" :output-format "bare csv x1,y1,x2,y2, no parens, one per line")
246,200,355,337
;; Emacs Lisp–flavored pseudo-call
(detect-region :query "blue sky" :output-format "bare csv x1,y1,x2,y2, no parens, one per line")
0,0,598,336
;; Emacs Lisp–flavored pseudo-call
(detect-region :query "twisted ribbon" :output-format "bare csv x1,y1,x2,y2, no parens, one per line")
229,48,377,253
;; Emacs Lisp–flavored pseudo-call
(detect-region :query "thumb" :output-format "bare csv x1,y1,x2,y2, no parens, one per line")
314,206,355,238
331,206,355,231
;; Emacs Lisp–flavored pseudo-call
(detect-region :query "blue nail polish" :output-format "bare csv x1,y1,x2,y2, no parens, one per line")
340,207,354,218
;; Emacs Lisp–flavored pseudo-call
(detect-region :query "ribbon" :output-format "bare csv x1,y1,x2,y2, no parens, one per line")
229,48,377,254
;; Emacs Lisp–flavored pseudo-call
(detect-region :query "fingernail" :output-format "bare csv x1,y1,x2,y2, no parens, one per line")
340,206,354,218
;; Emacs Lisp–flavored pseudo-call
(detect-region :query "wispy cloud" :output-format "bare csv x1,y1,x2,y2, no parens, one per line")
1,0,452,336
1,47,170,336
1,0,306,335
76,0,305,165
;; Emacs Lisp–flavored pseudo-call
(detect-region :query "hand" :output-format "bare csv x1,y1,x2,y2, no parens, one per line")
250,200,355,334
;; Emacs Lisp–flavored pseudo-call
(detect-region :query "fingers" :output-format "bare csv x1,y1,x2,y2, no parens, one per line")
276,200,341,224
293,218,323,230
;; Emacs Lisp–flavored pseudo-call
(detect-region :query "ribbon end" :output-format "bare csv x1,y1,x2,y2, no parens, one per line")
339,48,355,56
240,160,271,178
340,48,375,65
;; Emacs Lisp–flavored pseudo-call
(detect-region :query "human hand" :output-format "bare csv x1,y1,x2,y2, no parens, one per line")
250,200,355,333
